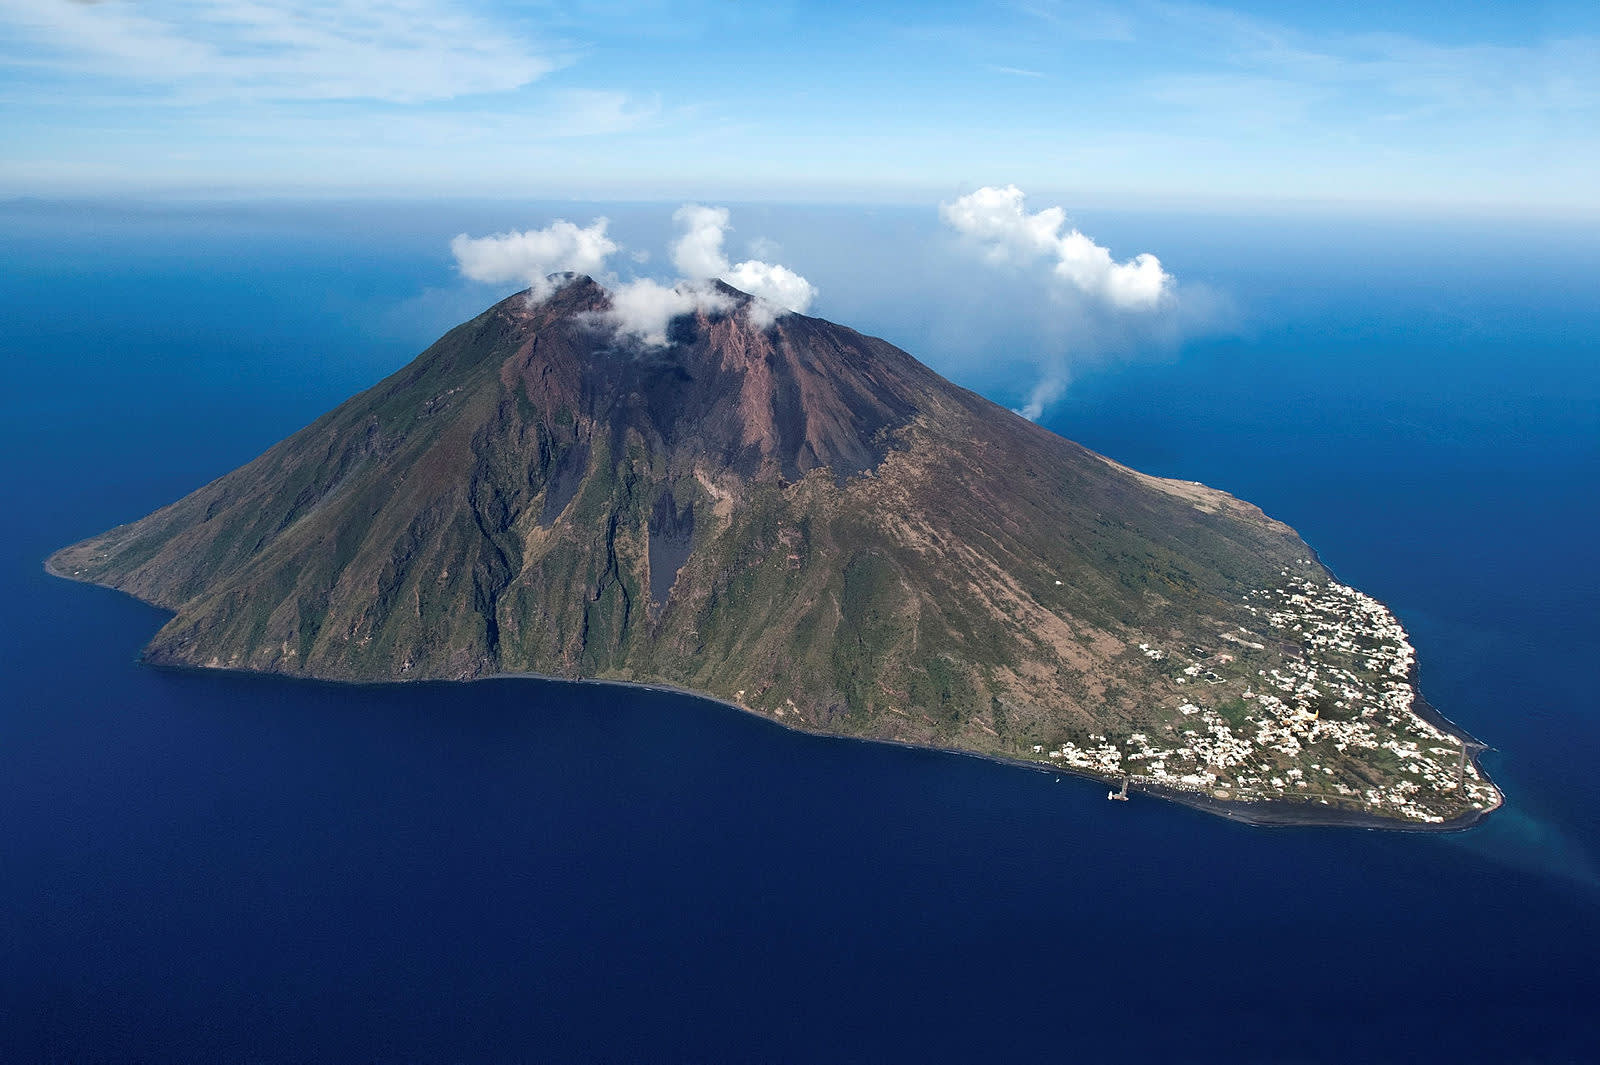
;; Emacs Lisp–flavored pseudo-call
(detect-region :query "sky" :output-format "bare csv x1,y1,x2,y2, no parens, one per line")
1,0,1596,212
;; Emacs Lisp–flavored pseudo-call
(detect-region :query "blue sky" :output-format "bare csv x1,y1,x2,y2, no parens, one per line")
1,0,1596,211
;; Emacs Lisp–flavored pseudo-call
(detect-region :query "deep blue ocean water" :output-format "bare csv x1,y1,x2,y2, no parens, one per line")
2,200,1597,1063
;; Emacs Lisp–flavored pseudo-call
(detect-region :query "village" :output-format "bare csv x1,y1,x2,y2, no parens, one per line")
1036,567,1503,823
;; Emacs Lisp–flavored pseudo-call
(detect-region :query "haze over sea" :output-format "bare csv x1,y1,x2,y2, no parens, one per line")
3,199,1597,1063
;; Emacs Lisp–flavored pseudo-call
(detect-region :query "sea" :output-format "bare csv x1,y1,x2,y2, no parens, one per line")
2,199,1597,1063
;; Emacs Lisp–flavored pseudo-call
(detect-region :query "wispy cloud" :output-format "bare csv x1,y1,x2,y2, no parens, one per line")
542,89,663,137
1127,2,1599,127
0,0,556,102
986,64,1045,78
1141,73,1323,131
1017,1,1136,43
1014,376,1069,422
2,0,1591,209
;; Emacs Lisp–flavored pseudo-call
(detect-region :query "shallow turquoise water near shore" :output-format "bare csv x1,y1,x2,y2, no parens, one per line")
3,200,1597,1062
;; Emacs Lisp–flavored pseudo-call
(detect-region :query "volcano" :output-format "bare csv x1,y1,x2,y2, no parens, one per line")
50,277,1500,827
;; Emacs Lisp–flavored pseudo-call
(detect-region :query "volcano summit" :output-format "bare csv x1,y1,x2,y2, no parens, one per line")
50,278,1500,828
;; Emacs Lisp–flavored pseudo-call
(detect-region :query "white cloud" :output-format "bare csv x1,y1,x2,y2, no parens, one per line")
598,279,732,346
724,262,815,319
450,218,618,298
669,203,816,315
451,203,815,347
939,184,1192,420
1014,375,1068,422
449,214,729,341
0,0,553,103
941,185,1172,310
670,204,733,279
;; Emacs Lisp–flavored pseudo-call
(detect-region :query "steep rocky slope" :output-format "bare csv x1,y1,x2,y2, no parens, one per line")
51,278,1500,826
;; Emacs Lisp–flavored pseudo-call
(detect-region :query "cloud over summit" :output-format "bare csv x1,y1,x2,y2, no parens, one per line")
449,203,815,344
670,204,816,316
670,205,735,279
600,279,732,347
450,219,618,298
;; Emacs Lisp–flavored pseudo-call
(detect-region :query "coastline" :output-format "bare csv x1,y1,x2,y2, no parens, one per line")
485,670,1498,833
44,556,1499,834
1299,541,1502,822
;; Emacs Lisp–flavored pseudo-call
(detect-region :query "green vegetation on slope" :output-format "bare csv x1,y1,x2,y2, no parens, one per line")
48,279,1499,826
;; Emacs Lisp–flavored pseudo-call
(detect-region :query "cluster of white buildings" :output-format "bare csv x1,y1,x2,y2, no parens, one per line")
1039,572,1501,823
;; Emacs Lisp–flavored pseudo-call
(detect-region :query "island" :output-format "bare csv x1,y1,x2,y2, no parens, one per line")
48,277,1501,829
